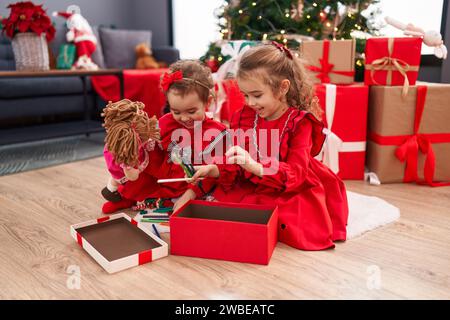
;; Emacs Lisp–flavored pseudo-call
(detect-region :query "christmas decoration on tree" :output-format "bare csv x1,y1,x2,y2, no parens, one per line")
201,0,383,79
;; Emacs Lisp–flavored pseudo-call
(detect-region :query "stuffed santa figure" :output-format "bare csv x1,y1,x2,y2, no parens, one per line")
53,9,99,70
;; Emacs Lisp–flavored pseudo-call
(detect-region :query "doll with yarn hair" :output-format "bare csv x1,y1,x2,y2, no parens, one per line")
101,99,160,202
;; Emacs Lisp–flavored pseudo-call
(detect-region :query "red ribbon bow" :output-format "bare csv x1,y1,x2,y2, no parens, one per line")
395,133,434,184
271,41,293,59
369,86,450,187
306,40,355,83
161,70,183,92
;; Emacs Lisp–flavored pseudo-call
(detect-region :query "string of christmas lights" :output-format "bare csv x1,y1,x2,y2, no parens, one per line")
201,0,383,78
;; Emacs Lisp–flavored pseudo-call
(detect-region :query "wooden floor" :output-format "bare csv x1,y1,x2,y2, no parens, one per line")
0,157,449,300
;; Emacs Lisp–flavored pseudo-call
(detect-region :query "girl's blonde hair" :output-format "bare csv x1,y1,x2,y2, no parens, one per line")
163,59,214,104
237,43,322,119
102,99,159,167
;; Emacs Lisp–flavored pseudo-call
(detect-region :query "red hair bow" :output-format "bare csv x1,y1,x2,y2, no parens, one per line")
161,70,183,92
271,41,293,60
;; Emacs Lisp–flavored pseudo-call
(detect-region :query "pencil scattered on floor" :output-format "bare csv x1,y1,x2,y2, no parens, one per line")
152,224,161,238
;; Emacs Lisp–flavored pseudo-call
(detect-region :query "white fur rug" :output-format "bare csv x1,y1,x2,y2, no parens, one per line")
346,191,400,239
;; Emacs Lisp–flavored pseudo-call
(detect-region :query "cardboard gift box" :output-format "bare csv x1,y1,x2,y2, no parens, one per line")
314,83,369,180
301,39,356,84
366,83,450,185
364,37,422,91
170,200,278,265
70,213,168,273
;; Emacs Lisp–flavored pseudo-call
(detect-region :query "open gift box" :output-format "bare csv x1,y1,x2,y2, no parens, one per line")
170,200,278,265
70,213,168,273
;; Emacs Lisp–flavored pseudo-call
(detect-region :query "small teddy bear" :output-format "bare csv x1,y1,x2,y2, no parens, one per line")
135,42,167,69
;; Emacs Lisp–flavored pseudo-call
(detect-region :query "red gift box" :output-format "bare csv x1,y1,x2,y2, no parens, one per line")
212,79,245,123
364,37,422,94
314,83,369,180
170,200,278,265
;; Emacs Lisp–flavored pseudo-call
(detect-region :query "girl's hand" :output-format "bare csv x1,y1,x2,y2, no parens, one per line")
189,165,219,184
124,167,140,181
225,146,263,177
172,189,196,213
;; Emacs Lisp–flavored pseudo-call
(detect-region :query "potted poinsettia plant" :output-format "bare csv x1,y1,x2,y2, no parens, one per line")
1,1,56,70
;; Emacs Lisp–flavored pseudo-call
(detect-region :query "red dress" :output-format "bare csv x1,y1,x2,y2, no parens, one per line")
119,113,227,201
214,105,349,250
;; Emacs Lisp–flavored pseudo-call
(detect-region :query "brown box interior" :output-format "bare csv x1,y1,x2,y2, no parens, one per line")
76,218,162,262
177,204,273,225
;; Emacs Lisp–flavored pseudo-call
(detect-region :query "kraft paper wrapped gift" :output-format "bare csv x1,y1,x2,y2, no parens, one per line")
366,83,450,185
314,83,369,180
170,200,278,265
301,39,356,84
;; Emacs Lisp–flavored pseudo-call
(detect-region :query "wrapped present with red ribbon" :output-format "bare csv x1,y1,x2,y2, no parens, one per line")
364,37,422,96
301,39,356,84
314,83,369,180
367,83,450,186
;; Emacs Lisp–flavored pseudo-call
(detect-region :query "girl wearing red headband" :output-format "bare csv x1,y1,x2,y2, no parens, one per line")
102,60,228,214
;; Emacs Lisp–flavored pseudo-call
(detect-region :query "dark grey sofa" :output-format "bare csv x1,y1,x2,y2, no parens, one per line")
0,26,179,145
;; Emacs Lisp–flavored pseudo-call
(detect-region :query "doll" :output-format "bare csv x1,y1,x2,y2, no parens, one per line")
385,16,447,59
101,99,160,202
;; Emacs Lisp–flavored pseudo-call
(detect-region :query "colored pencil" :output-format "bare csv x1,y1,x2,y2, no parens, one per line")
153,207,173,213
157,177,204,183
152,224,161,238
142,215,169,219
141,219,170,223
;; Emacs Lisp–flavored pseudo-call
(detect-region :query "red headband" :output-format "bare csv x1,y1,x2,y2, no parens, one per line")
271,41,293,60
160,70,211,93
161,70,184,92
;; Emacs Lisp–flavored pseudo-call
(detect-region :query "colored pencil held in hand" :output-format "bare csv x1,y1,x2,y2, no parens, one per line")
170,152,207,194
157,177,205,183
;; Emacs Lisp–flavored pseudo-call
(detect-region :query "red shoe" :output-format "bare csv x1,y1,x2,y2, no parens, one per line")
102,198,135,214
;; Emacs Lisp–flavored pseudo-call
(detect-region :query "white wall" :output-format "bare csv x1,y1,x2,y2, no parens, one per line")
172,0,224,59
377,0,444,54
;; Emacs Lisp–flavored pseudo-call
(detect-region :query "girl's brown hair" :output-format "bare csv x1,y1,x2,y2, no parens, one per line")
102,99,160,167
237,43,322,119
163,59,214,103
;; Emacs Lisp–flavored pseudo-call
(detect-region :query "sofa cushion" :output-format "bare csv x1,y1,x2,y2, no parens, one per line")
100,28,152,69
0,77,92,99
48,24,67,57
48,24,105,69
91,26,106,69
0,95,94,121
0,34,15,71
153,46,180,65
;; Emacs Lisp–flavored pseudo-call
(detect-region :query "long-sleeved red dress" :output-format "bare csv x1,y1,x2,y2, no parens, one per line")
118,113,227,202
214,105,349,250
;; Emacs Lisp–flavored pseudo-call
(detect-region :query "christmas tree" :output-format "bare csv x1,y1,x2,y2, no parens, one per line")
201,0,383,77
